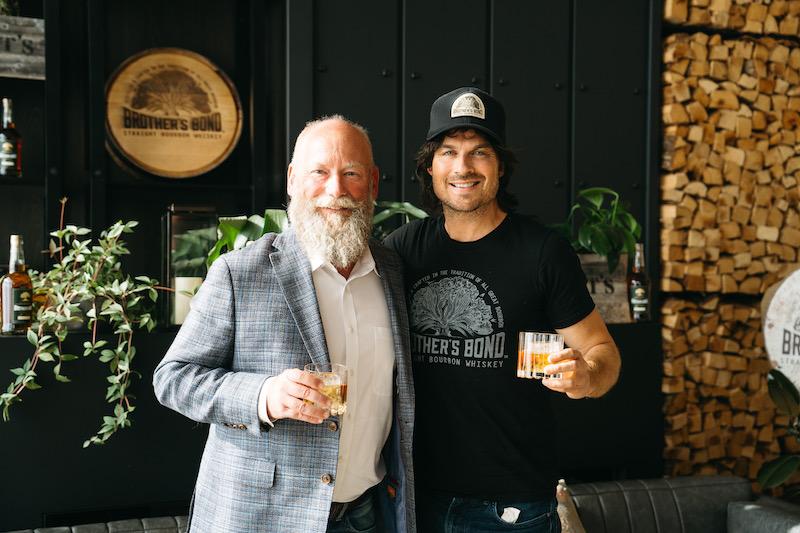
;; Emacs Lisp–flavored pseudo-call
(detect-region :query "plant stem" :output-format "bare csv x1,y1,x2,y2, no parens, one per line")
58,197,67,262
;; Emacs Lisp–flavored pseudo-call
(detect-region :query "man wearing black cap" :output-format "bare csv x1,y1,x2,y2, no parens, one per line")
384,87,620,532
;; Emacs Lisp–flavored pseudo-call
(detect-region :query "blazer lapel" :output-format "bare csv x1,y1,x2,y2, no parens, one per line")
370,242,406,369
270,229,330,368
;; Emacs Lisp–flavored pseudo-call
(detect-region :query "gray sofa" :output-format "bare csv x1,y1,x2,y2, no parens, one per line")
569,475,800,533
4,516,188,533
6,476,800,533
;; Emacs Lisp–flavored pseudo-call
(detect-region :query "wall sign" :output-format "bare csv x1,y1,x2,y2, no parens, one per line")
764,269,800,389
0,15,45,80
579,253,631,324
106,48,242,178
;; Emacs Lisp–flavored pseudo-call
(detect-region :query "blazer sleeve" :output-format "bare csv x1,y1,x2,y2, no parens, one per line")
153,255,268,436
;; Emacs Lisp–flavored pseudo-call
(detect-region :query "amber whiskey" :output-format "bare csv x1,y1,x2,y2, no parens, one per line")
0,98,23,177
1,235,33,334
627,242,651,322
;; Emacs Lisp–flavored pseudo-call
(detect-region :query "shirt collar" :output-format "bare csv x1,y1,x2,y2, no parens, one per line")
308,245,380,279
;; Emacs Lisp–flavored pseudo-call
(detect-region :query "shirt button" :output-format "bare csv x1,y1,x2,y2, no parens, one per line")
328,421,339,432
321,473,333,485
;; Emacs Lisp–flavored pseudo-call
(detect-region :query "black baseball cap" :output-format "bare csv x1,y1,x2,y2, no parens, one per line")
425,86,506,144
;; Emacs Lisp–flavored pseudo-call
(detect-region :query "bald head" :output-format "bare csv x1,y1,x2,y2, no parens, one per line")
291,115,374,167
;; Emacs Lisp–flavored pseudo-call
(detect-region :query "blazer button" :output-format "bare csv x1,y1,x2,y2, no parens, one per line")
328,421,339,432
321,473,333,485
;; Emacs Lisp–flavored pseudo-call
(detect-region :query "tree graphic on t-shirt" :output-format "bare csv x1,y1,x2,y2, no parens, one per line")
411,276,494,336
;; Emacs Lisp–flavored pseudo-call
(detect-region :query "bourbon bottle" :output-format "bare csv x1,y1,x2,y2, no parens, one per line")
0,98,23,177
627,242,651,322
1,235,33,334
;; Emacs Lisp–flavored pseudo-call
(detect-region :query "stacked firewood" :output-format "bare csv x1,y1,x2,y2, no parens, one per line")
665,0,800,37
661,32,800,293
661,296,797,478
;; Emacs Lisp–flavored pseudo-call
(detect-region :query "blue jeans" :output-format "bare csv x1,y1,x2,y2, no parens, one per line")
418,492,561,533
327,492,378,533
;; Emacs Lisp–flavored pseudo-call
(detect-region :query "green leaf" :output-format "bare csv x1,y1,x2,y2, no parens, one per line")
37,353,55,363
580,189,604,209
588,227,612,257
262,209,289,234
758,455,800,488
10,367,25,376
239,215,266,243
24,381,41,390
54,374,71,383
577,225,593,252
26,329,37,346
768,369,800,417
61,354,78,362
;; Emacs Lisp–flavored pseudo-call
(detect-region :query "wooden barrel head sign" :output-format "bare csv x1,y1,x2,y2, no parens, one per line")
106,48,242,178
764,269,800,388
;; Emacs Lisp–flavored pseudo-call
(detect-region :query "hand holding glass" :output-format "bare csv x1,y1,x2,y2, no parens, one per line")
303,362,348,416
517,332,563,379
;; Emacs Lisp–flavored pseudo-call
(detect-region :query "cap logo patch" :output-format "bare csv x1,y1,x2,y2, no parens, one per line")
450,93,485,120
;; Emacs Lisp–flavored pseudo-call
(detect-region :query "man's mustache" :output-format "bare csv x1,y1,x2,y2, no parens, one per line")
315,197,360,209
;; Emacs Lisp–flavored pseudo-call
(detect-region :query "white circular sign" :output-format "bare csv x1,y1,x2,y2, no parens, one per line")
765,269,800,389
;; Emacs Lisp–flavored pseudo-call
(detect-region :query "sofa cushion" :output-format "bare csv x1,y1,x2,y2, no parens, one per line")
3,516,187,533
569,475,751,533
728,496,800,533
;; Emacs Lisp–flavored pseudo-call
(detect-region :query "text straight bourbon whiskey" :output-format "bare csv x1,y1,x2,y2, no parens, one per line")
0,98,22,177
1,235,33,334
627,242,651,322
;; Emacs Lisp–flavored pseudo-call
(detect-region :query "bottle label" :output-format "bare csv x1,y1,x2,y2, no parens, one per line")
12,287,32,324
630,286,649,314
0,140,16,169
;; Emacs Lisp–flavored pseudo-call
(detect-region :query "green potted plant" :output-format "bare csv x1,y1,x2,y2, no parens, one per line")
551,187,642,274
550,187,643,324
207,201,427,265
758,368,800,499
0,198,159,447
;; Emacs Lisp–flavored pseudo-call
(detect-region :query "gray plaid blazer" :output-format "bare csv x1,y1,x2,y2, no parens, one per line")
153,229,415,533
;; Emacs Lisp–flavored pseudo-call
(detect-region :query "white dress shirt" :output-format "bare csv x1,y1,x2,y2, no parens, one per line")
258,247,395,502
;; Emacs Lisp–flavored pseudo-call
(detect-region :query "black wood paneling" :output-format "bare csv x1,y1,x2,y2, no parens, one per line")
572,0,649,226
0,333,206,532
491,0,571,224
313,0,401,201
402,0,489,207
552,322,664,481
286,0,314,165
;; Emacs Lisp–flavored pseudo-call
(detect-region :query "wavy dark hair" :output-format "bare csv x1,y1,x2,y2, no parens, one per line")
414,128,518,214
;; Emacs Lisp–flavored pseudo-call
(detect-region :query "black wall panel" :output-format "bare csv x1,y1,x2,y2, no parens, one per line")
572,0,649,226
403,0,489,206
313,0,401,201
491,1,571,224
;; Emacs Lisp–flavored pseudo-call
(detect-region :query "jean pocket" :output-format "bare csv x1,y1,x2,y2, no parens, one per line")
344,496,377,533
491,499,559,530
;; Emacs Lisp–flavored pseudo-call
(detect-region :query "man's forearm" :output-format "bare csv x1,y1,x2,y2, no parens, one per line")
584,340,621,398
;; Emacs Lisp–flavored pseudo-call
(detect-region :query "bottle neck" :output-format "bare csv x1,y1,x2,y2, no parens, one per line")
632,244,646,272
2,100,12,129
9,245,25,273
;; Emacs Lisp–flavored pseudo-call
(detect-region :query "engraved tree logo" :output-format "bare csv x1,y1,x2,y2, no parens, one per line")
131,70,211,116
411,276,494,336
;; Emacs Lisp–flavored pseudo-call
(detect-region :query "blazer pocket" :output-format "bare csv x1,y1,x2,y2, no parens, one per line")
202,453,276,497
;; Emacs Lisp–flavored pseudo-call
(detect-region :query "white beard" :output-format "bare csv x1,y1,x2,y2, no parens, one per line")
288,194,374,270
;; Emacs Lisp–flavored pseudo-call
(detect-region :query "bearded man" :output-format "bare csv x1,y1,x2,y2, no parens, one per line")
154,116,415,533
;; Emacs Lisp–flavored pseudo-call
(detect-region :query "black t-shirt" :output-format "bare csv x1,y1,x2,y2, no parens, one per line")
384,212,595,499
